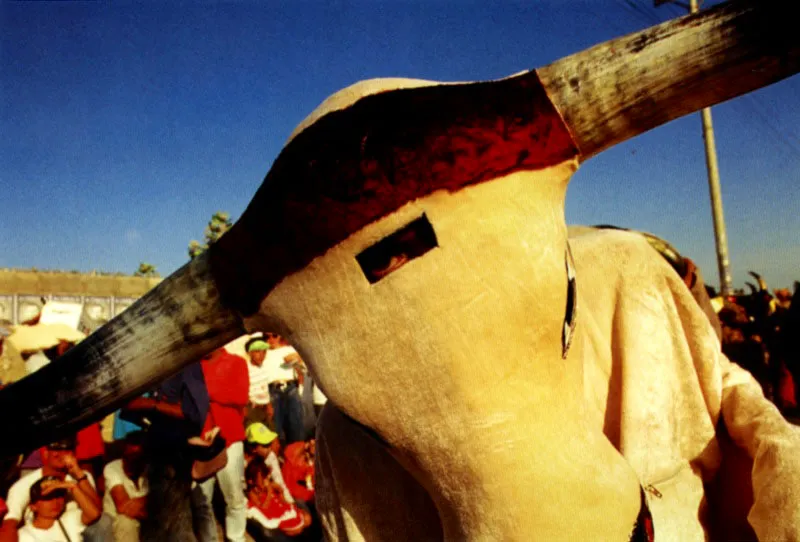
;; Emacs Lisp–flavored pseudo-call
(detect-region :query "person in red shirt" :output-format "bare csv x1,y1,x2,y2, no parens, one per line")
196,348,249,542
281,440,315,504
245,460,311,537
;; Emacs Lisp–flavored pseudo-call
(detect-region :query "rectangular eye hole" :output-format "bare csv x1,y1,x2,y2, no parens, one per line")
356,214,438,284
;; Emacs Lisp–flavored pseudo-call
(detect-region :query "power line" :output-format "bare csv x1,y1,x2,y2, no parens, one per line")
614,0,662,25
738,96,800,158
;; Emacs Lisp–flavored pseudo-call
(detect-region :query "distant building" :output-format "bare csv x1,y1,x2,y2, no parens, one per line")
0,268,161,325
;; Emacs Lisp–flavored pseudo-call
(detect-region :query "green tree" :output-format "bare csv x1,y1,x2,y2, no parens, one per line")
189,211,233,259
134,262,159,277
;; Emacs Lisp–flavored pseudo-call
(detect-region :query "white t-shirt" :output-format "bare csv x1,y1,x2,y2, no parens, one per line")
312,383,328,406
4,468,97,523
17,512,84,542
247,362,272,406
263,346,299,385
102,459,148,518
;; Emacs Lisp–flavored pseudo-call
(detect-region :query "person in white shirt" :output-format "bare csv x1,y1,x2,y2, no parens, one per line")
0,436,111,542
16,475,101,542
103,431,148,542
262,333,306,444
245,339,273,429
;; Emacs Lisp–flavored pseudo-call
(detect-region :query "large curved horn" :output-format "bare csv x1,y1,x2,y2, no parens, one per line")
746,282,758,294
0,253,244,455
539,0,800,159
749,271,768,291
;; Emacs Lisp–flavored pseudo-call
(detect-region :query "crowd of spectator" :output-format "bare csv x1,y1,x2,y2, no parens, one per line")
0,331,325,542
1,269,797,542
712,277,800,417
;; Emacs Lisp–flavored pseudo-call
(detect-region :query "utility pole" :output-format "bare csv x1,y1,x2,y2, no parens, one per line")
655,0,733,296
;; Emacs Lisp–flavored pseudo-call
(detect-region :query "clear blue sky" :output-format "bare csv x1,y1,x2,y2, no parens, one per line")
2,1,798,291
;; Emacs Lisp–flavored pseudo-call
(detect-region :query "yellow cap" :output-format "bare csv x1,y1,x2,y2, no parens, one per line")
245,422,278,445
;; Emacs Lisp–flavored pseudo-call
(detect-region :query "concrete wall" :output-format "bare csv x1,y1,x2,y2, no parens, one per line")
0,269,161,325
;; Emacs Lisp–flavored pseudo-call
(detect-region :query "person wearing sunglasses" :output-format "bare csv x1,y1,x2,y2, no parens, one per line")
16,475,101,542
0,437,110,542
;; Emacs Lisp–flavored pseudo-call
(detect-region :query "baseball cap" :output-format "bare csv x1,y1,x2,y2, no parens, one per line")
246,340,270,353
245,423,278,445
29,476,67,502
46,436,77,451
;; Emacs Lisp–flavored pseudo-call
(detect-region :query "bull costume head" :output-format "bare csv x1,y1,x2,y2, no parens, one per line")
1,1,798,540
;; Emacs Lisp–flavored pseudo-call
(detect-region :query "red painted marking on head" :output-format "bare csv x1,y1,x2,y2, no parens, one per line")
210,71,578,315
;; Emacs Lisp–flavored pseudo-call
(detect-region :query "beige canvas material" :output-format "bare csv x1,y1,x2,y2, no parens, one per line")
315,404,443,541
249,76,641,540
577,228,800,542
310,228,800,541
246,160,645,541
576,228,722,542
213,74,790,539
